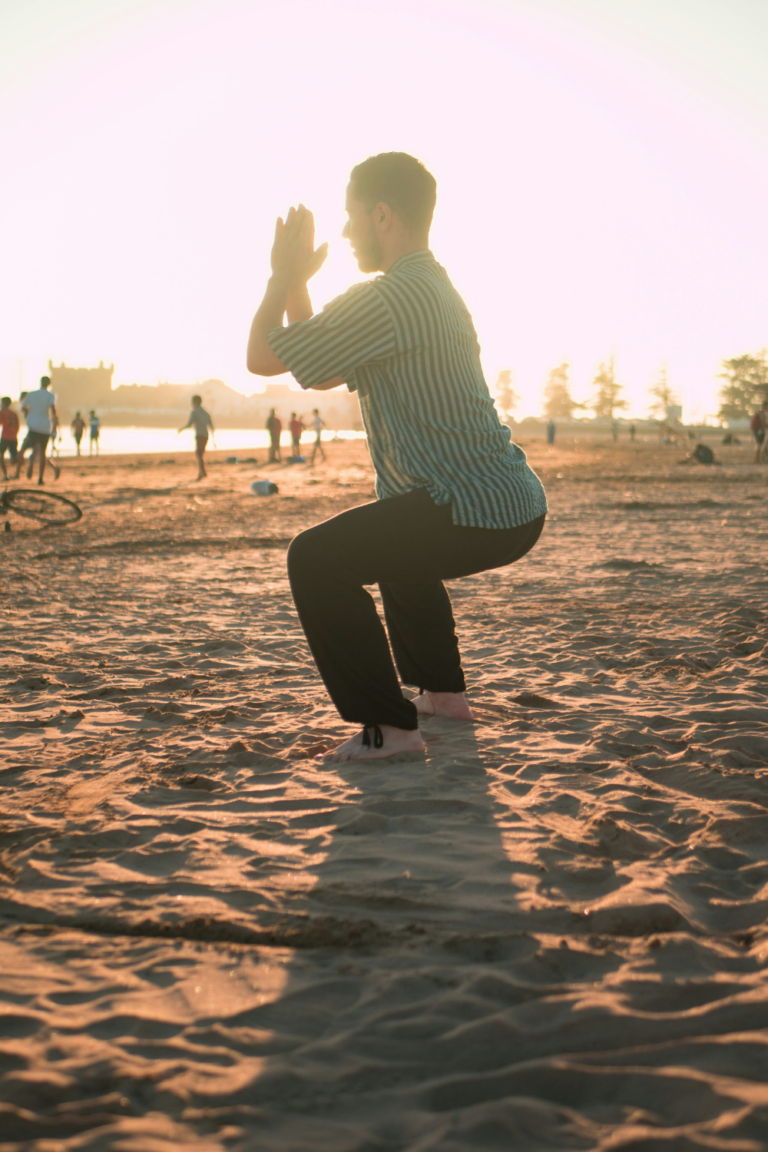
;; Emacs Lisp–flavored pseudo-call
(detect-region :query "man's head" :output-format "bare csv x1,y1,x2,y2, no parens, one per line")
1,397,10,410
40,376,51,390
313,408,319,415
90,409,95,416
291,411,296,419
343,152,436,273
192,394,202,407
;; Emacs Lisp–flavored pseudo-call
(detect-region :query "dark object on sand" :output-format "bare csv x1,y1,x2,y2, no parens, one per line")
1,487,83,529
250,480,279,496
225,455,239,464
513,692,560,709
692,444,715,465
287,456,306,465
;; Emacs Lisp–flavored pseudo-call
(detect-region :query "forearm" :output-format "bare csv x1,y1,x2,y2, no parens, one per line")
287,283,313,323
246,276,292,375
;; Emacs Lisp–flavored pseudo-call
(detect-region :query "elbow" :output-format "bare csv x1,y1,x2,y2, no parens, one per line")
247,351,282,377
247,352,265,375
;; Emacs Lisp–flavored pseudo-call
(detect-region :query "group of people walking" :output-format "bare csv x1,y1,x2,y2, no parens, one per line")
266,407,326,465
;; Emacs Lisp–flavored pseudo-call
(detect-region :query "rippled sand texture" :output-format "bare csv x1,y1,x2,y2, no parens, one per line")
2,438,768,1151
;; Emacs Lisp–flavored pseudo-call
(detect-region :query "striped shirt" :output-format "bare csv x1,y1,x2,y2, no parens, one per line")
267,250,547,529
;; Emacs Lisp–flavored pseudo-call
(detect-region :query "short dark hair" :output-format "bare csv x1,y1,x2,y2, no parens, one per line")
1,396,10,406
350,152,436,234
40,376,51,388
191,394,202,404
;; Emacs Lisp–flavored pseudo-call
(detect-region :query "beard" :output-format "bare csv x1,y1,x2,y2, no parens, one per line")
353,223,385,273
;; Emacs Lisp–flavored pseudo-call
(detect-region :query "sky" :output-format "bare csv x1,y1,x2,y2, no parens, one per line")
0,0,767,420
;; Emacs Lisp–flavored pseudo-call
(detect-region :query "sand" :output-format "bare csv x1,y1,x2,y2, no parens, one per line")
1,435,768,1151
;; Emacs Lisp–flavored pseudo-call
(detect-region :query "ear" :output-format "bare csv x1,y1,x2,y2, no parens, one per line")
373,201,393,231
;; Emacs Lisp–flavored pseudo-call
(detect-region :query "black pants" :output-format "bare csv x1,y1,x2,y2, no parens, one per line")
287,487,545,731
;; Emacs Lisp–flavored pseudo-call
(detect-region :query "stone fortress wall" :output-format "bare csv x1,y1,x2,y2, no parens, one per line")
46,363,362,431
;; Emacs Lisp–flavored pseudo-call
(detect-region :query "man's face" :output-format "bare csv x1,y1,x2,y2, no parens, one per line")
343,183,384,273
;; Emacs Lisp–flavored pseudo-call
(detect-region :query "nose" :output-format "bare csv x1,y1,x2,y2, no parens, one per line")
341,220,350,239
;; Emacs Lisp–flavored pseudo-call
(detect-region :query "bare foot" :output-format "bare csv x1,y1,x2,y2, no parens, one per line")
316,724,425,764
414,691,473,720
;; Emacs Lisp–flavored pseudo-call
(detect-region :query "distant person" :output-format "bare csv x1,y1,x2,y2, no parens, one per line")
289,411,305,459
18,376,58,485
629,422,636,442
546,418,555,445
71,411,85,456
246,152,547,762
49,406,61,458
14,391,30,475
89,410,100,456
179,394,214,481
750,401,767,463
611,420,619,442
310,408,326,465
0,397,19,481
266,407,282,462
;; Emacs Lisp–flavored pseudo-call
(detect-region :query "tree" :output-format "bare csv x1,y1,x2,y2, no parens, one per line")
543,362,577,419
494,369,519,422
648,361,677,418
589,356,628,419
717,351,768,421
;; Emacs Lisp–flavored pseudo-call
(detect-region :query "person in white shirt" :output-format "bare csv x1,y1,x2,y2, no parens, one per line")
17,376,59,485
310,408,326,466
179,394,214,480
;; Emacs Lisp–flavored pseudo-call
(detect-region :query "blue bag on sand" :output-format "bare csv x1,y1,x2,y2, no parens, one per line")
250,480,279,496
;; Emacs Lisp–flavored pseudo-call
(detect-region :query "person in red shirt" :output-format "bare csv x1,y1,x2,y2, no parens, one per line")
0,397,19,481
289,411,306,459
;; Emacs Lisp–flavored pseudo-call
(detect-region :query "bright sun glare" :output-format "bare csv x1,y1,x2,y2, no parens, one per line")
0,0,767,420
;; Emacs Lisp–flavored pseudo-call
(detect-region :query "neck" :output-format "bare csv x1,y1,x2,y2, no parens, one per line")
380,235,429,273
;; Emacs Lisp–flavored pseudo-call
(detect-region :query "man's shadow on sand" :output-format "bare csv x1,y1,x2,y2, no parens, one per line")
296,717,531,946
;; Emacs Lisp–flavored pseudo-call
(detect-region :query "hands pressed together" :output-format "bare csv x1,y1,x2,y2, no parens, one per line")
271,205,328,290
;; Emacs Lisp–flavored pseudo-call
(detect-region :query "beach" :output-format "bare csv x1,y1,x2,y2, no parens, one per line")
2,434,768,1150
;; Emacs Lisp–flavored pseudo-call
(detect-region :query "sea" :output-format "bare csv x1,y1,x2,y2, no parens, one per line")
50,427,365,458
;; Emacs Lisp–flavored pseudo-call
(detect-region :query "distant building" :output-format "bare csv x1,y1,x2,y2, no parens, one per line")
48,361,114,420
45,365,362,431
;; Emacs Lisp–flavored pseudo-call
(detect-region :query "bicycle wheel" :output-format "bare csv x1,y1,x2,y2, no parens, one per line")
6,488,83,525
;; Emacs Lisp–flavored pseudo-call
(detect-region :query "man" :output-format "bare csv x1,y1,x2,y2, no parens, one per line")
179,394,214,480
266,408,282,463
0,397,19,481
71,411,85,456
310,407,326,466
289,411,305,459
89,410,100,456
19,377,58,485
246,152,547,763
750,401,768,463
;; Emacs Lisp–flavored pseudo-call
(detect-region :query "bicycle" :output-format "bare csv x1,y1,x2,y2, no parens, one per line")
1,487,82,532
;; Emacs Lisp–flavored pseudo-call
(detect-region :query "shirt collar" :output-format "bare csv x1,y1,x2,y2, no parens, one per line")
384,249,435,275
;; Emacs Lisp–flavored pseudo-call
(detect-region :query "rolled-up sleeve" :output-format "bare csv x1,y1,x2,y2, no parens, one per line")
266,282,395,391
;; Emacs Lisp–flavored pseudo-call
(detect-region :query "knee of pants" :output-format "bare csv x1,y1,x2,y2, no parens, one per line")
287,525,335,586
